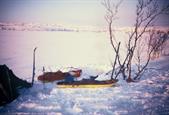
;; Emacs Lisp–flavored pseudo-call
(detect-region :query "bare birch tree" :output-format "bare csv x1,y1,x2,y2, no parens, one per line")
103,0,169,82
102,0,123,80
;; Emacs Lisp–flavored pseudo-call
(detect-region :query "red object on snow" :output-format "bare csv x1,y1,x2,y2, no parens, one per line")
38,69,82,82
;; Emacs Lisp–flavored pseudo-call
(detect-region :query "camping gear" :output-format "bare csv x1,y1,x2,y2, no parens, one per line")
64,73,75,83
37,69,82,82
57,79,118,88
0,65,31,106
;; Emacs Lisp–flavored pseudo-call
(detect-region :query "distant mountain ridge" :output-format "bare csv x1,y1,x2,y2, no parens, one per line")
0,22,168,33
0,22,105,32
0,22,76,32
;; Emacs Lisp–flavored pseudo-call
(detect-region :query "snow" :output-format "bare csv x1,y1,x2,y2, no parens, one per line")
0,31,169,114
1,58,169,114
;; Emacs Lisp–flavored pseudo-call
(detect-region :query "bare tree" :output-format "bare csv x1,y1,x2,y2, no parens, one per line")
133,29,168,80
148,30,169,60
103,0,169,82
102,0,123,80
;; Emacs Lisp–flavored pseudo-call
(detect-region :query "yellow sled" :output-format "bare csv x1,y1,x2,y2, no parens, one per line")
57,79,117,88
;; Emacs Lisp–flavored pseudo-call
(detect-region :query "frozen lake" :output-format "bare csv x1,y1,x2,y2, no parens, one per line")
0,30,115,80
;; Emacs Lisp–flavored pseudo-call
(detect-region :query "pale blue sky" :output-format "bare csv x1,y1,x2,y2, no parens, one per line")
0,0,168,27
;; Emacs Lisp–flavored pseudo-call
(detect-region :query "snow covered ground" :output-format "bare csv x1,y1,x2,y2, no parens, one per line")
0,31,169,114
0,56,169,115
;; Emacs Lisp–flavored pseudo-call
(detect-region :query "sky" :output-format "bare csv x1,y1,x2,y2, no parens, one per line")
0,0,168,27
